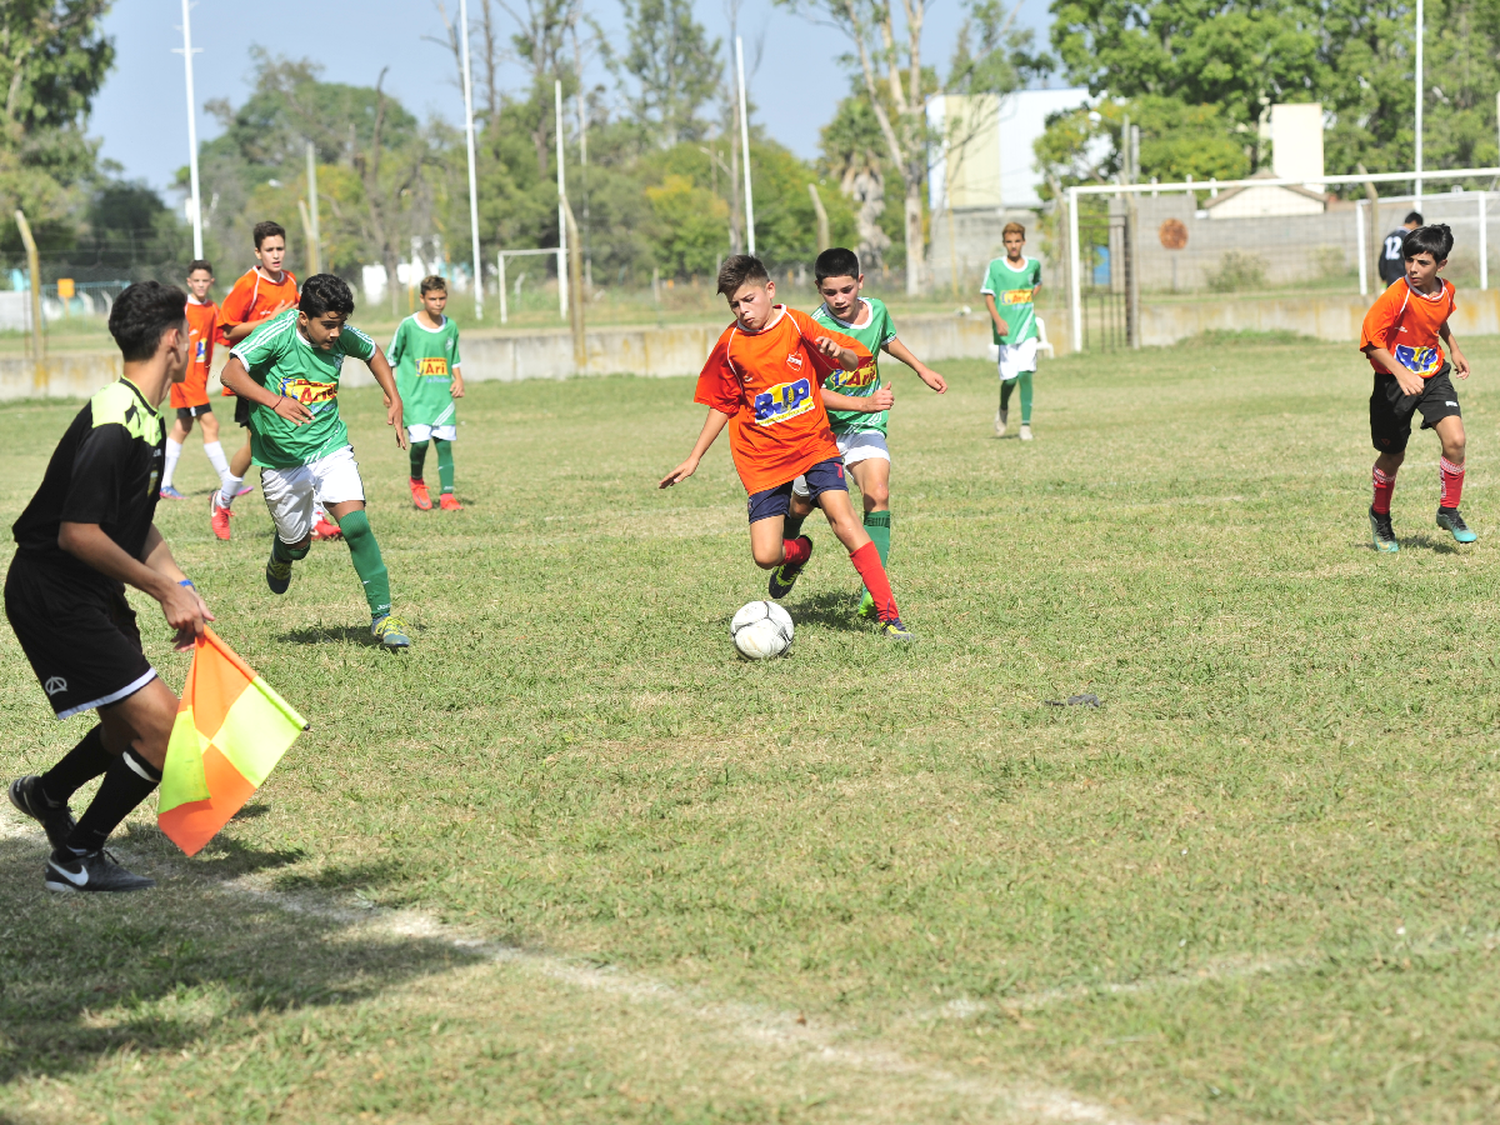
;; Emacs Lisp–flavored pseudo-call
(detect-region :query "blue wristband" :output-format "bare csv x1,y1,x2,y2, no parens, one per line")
178,578,195,588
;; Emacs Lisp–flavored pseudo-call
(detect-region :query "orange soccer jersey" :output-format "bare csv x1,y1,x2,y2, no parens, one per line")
216,268,298,394
171,298,218,410
694,305,871,496
1360,278,1457,378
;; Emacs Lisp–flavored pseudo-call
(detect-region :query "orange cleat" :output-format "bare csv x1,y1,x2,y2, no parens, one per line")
311,516,342,541
439,493,462,511
409,477,433,511
210,494,233,540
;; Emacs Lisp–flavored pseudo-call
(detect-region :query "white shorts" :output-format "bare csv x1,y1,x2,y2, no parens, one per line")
261,445,365,544
791,432,889,497
998,338,1039,381
407,423,457,443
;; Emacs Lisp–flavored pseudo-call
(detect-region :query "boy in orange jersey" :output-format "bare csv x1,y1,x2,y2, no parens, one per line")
1360,223,1474,552
159,261,236,501
659,255,914,640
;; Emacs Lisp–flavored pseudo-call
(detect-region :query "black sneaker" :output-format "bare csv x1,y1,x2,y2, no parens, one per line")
1369,506,1399,553
44,848,156,893
768,536,812,599
1437,507,1478,543
9,776,76,850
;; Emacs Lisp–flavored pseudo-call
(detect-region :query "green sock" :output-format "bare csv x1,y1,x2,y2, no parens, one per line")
339,509,392,619
272,538,310,563
409,440,429,481
864,510,891,568
784,509,807,541
435,438,455,494
1018,370,1034,425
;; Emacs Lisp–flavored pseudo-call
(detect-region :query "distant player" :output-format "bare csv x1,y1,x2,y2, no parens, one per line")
782,247,946,619
982,222,1043,440
1361,223,1474,551
219,274,414,648
659,254,914,640
7,281,213,893
159,260,236,501
389,275,465,510
1379,211,1424,286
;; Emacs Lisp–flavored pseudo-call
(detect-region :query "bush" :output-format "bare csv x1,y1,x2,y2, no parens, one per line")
1208,250,1269,292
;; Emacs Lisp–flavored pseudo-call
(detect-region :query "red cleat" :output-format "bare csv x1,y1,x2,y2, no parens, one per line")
210,494,233,540
409,477,433,511
311,516,342,541
439,493,462,511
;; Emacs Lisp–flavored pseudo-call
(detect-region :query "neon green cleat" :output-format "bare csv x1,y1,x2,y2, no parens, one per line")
856,591,877,619
879,617,915,641
371,613,411,648
1369,506,1399,553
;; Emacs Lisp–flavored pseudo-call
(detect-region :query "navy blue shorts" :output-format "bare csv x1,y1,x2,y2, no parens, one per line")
747,458,847,523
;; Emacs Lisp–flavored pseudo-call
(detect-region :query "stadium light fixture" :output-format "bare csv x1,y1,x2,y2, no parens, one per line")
174,0,204,260
460,0,484,319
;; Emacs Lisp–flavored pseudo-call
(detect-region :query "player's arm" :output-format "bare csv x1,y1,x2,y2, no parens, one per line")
220,355,314,424
660,408,731,488
882,337,947,393
364,345,409,450
451,363,465,398
984,292,1007,338
58,523,212,651
813,335,862,371
823,387,895,413
1361,344,1425,396
1439,321,1470,378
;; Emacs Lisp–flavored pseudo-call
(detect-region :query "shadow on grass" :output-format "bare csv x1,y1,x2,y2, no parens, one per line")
0,820,487,1086
276,623,378,646
787,590,867,633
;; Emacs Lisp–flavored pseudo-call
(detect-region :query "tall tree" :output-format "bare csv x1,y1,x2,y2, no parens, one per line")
611,0,724,148
497,0,581,176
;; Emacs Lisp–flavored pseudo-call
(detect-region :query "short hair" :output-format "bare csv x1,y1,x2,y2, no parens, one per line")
815,248,861,284
299,273,356,318
1404,211,1424,226
253,221,286,249
420,275,447,295
109,281,188,362
1403,224,1454,261
186,259,214,276
717,254,770,297
1003,221,1027,238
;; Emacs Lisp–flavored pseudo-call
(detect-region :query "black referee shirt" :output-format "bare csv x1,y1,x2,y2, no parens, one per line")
12,379,165,589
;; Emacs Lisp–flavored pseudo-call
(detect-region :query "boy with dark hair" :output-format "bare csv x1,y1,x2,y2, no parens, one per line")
7,280,214,892
659,254,914,640
160,260,235,501
389,275,465,510
1361,223,1474,551
782,247,946,618
982,222,1043,440
220,273,414,648
1379,211,1424,286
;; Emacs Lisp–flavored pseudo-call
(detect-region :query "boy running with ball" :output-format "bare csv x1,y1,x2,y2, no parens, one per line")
783,247,946,619
159,260,236,501
220,274,415,648
982,222,1043,440
659,255,914,640
388,275,465,510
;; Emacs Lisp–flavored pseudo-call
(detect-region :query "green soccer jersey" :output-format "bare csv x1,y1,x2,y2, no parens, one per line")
981,256,1042,345
231,310,378,469
812,297,898,435
388,313,462,429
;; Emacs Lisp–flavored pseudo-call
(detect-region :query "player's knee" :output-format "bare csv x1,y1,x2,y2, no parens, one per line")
340,509,372,543
285,539,311,559
864,484,890,509
752,546,783,569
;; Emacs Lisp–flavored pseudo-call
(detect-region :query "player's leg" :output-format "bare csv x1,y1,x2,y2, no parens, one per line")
197,408,235,495
1369,374,1411,552
784,478,815,542
752,484,812,597
261,464,315,594
813,467,911,639
311,484,343,541
848,446,892,620
1431,404,1475,542
408,423,433,509
435,431,461,509
212,400,254,537
998,374,1015,436
318,448,409,647
1017,369,1035,440
161,411,192,498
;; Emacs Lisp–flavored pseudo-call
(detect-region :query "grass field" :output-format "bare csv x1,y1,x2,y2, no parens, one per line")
4,333,1500,1123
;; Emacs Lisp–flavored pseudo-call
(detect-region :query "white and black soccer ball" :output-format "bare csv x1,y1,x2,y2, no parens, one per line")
730,601,794,660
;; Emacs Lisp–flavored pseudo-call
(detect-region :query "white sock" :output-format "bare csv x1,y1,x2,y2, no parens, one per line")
162,439,183,489
203,440,232,490
218,474,244,509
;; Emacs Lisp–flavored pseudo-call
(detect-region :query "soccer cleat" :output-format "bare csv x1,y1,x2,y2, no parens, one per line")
311,516,342,541
857,590,877,619
265,551,292,595
9,776,76,850
1019,424,1033,441
209,493,233,540
768,535,812,599
235,485,255,497
159,484,186,500
994,408,1008,437
1437,507,1478,543
45,848,156,893
439,493,462,511
371,613,411,649
1369,506,1399,553
410,477,433,511
879,617,916,641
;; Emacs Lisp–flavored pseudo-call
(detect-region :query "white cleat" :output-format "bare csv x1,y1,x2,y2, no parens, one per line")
1020,424,1033,441
994,408,1007,437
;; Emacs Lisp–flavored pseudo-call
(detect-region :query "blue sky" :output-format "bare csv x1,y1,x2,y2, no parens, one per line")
93,0,1053,192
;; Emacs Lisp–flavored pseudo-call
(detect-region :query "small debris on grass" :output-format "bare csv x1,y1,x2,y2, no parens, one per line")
1043,693,1101,708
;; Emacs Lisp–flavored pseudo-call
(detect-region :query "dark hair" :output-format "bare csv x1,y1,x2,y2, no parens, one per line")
420,274,447,295
1403,224,1454,261
1404,211,1424,226
109,281,188,362
253,221,286,249
815,247,861,284
716,254,770,297
186,259,214,276
299,273,356,318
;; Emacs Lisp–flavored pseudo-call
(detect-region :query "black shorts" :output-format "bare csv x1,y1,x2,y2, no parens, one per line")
234,395,252,428
747,458,847,523
4,554,156,720
1370,366,1462,454
176,402,213,422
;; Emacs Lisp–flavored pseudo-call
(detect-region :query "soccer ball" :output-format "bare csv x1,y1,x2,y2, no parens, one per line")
730,601,794,660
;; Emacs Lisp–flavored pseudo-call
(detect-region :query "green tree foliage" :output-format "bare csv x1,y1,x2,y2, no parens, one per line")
1036,95,1250,189
610,0,724,148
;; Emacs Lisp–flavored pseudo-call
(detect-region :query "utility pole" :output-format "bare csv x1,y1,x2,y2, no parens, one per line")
175,0,204,259
304,141,321,274
555,78,568,320
736,37,756,257
1415,0,1425,205
14,210,45,389
461,0,484,318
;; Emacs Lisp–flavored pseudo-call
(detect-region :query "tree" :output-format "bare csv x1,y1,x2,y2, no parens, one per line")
1035,95,1250,189
610,0,724,148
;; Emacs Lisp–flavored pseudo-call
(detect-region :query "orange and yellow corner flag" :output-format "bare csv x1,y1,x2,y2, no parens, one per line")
158,628,308,856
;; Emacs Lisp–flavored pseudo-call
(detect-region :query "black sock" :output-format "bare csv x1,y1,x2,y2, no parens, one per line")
37,726,111,807
784,512,808,541
1001,380,1015,412
64,747,161,855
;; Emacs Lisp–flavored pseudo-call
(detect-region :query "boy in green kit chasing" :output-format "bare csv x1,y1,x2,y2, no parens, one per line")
781,247,947,618
388,275,465,510
983,222,1043,439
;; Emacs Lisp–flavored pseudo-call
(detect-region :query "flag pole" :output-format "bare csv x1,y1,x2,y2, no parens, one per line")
175,0,204,259
460,0,483,319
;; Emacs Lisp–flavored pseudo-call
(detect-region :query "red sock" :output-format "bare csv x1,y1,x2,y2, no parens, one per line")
1372,464,1397,514
782,536,811,566
849,542,899,622
1440,457,1465,509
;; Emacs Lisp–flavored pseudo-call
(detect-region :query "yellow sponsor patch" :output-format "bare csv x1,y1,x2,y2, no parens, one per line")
418,357,449,377
828,359,878,392
1003,289,1034,305
279,377,338,406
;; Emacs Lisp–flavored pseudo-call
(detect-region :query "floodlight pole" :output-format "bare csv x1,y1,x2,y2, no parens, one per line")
460,0,484,319
1415,0,1424,205
175,0,204,259
737,37,756,257
305,141,321,274
1355,201,1368,296
1067,187,1082,353
555,78,568,321
1481,191,1489,291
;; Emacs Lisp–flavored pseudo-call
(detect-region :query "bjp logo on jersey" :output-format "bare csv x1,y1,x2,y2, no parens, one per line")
1395,344,1442,377
1003,288,1034,305
754,378,814,425
279,377,339,409
418,357,449,378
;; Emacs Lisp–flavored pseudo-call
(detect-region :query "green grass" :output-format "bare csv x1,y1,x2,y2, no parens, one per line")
5,335,1500,1121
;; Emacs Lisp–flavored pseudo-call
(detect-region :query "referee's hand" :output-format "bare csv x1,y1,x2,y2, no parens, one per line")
163,583,214,653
